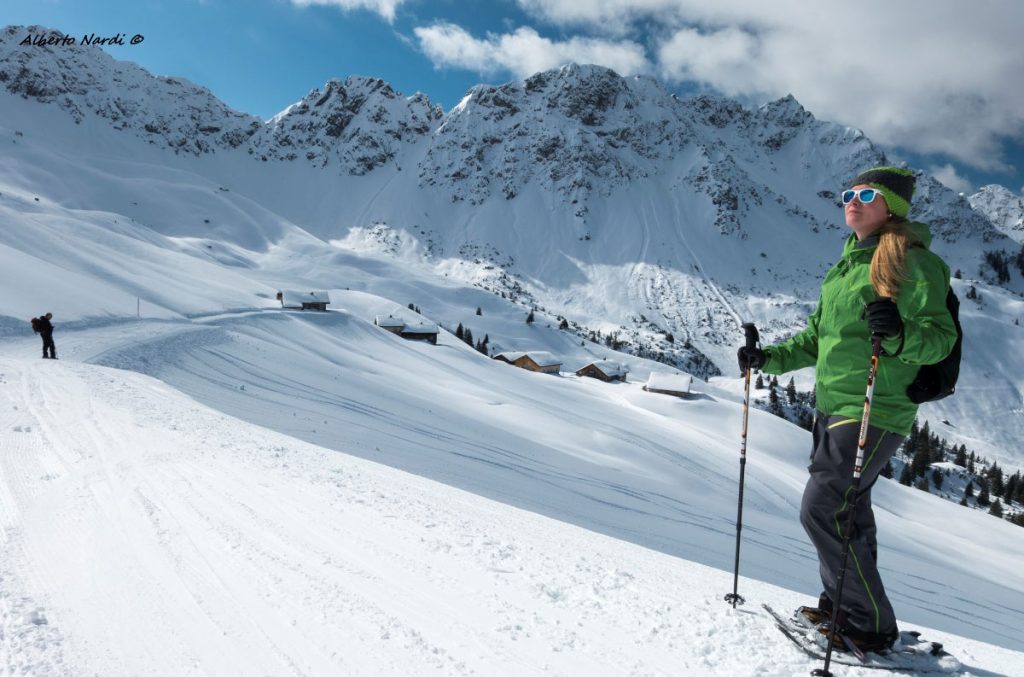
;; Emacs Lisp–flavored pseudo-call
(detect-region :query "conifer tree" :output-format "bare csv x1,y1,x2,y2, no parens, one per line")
768,383,784,417
899,464,913,486
755,374,764,390
989,499,1004,518
786,377,797,404
954,445,967,467
977,479,991,507
989,463,1004,497
915,476,930,492
476,307,482,316
932,468,944,491
455,323,464,340
526,310,535,324
463,328,473,346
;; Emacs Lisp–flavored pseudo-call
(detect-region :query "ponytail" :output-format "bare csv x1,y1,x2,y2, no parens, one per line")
870,220,921,300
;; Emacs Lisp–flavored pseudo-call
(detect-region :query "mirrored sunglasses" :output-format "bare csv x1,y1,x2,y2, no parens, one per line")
841,188,884,205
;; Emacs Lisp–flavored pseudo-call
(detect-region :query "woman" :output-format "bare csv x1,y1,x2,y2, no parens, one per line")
737,166,957,652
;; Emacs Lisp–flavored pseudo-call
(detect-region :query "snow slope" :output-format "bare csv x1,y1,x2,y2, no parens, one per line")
2,355,1022,676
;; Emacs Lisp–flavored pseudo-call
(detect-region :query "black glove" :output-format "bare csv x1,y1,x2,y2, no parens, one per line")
864,298,903,339
737,346,767,374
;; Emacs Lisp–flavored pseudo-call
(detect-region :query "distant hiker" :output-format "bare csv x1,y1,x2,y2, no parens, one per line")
737,167,956,653
36,312,57,359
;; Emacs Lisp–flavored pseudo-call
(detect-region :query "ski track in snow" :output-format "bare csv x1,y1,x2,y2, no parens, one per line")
1,344,1023,675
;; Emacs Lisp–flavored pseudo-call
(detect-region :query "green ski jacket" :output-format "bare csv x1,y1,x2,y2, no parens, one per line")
762,222,957,436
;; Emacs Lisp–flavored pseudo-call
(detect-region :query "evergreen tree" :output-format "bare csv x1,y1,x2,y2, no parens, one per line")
989,499,1004,518
770,375,779,389
455,323,464,340
964,481,974,499
665,332,675,343
954,445,967,467
1004,473,1018,505
989,463,1005,497
797,409,814,432
932,468,944,491
910,444,931,480
977,479,991,507
898,464,913,486
786,377,797,404
919,421,932,461
476,307,482,316
463,328,473,346
755,374,764,390
526,310,535,324
959,495,968,506
768,384,784,417
559,318,569,330
915,476,930,492
1010,513,1024,527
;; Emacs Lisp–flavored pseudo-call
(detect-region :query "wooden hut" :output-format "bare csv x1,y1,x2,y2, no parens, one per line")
400,320,439,345
277,290,331,311
495,351,561,374
643,372,692,398
576,360,628,383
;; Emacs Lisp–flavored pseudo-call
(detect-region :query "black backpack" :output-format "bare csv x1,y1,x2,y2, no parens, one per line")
906,288,962,404
30,317,42,334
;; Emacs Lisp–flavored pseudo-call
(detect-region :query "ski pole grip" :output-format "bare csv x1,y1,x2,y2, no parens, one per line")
742,322,759,350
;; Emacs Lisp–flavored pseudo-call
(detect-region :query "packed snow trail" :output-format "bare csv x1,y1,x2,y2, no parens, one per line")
1,357,1020,676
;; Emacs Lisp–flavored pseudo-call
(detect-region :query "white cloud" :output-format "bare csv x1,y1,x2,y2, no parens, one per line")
929,164,974,194
414,23,650,80
290,0,406,23
511,1,1024,171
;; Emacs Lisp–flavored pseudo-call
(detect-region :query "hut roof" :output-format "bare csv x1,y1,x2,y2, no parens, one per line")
494,351,527,362
281,290,331,306
585,360,628,378
645,372,692,392
375,315,406,329
520,351,561,367
402,320,439,334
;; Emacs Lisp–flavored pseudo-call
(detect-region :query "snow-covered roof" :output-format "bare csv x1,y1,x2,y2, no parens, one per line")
520,351,560,367
645,372,692,392
585,360,628,378
280,290,330,306
401,321,439,334
375,315,406,328
494,351,526,362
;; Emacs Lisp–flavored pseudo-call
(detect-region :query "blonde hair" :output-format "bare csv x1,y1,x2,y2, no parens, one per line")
870,220,921,300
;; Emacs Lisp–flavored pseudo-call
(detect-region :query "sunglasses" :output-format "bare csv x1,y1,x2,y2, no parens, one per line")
841,188,885,205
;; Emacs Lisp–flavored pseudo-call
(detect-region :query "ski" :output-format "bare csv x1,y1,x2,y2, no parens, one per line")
763,604,962,674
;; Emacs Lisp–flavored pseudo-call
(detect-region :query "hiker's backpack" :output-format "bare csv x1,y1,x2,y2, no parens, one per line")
30,317,41,334
906,288,962,404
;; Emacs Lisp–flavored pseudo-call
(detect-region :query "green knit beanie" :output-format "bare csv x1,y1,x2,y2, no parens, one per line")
851,166,915,219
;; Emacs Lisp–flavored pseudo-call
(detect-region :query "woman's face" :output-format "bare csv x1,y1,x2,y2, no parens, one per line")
844,183,890,239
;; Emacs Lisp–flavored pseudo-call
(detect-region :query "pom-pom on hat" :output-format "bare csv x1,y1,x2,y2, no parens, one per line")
851,166,915,219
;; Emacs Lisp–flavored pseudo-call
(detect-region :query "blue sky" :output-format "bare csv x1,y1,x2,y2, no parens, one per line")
5,0,1024,194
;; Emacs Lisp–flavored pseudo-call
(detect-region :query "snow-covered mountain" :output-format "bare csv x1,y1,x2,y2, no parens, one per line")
970,184,1024,244
4,25,1022,467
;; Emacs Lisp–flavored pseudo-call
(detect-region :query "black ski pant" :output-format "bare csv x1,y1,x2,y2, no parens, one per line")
41,331,56,358
800,411,903,636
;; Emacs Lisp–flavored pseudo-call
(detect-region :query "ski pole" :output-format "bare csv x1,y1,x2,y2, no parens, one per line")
812,334,883,677
725,322,759,608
